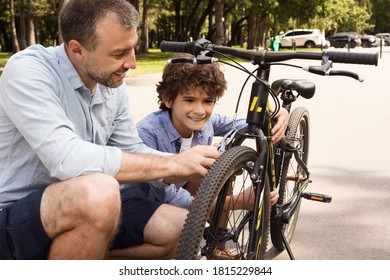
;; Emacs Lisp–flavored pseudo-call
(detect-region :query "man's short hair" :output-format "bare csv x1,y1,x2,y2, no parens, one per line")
60,0,139,51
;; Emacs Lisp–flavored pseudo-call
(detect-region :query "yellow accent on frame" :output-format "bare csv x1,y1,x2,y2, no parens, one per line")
249,96,263,112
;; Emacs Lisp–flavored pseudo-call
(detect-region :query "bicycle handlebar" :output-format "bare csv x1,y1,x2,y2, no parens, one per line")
160,39,378,66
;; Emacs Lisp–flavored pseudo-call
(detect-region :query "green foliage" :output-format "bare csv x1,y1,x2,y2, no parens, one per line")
274,0,373,34
0,52,12,76
372,0,390,32
0,0,387,53
129,49,173,76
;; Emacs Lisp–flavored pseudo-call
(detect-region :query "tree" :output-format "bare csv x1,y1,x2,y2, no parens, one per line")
10,0,20,52
58,0,69,44
139,0,149,53
213,0,224,45
372,0,390,32
1,0,385,54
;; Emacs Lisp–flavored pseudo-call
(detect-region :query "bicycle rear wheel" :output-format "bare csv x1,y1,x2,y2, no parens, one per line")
176,145,270,260
271,107,310,250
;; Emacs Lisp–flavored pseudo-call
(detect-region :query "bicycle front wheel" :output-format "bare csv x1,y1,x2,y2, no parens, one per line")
176,146,270,260
271,107,310,251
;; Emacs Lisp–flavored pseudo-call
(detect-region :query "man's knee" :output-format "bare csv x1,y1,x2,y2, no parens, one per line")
75,174,121,227
42,173,121,237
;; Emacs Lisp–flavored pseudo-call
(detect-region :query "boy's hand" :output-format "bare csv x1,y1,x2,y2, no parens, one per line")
271,107,289,143
270,189,279,206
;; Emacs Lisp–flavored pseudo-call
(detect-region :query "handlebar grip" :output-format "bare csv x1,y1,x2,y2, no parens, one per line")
325,51,378,66
160,40,197,54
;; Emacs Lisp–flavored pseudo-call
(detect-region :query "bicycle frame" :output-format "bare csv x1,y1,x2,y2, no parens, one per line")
161,38,378,260
221,60,311,258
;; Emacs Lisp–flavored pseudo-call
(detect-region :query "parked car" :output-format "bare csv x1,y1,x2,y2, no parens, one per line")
375,33,390,46
327,32,362,48
360,35,381,48
276,29,328,48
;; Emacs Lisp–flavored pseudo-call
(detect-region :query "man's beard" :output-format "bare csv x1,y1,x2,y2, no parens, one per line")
86,55,123,88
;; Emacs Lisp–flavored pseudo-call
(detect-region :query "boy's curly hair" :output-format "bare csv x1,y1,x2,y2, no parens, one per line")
156,55,227,110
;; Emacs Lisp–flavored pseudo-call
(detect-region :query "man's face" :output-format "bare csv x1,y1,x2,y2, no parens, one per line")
84,15,138,88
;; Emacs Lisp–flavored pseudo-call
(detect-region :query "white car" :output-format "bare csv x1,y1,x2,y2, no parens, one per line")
276,29,328,48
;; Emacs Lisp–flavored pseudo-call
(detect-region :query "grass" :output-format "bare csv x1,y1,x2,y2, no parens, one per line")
0,52,12,76
0,49,172,77
128,48,172,77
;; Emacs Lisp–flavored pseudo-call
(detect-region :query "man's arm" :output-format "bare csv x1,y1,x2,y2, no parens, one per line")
115,145,219,184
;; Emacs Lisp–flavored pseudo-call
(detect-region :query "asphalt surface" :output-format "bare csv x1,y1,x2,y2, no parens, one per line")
126,46,390,260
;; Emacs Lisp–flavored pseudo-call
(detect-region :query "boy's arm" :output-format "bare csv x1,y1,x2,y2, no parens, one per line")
211,113,247,136
137,126,159,150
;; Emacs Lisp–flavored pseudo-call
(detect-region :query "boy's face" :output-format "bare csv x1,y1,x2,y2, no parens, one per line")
164,87,216,138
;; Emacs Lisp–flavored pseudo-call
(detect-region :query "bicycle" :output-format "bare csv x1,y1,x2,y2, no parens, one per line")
160,39,378,260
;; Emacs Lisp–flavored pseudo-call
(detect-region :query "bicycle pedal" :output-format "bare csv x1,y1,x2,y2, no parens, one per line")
302,192,332,203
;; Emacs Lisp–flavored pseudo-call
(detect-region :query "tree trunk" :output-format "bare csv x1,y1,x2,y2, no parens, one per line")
10,0,20,52
214,0,224,45
26,0,36,46
58,0,69,44
17,0,27,50
174,0,181,40
247,11,260,49
139,0,149,53
193,0,215,40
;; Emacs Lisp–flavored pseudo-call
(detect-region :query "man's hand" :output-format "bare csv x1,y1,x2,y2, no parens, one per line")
271,107,289,143
164,145,219,184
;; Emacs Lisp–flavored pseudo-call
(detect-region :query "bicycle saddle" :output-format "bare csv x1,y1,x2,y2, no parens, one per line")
271,79,315,99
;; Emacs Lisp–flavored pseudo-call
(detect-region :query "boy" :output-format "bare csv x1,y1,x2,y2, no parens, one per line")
125,56,288,210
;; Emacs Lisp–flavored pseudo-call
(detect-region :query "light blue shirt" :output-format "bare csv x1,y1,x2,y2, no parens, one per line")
122,110,247,208
0,44,165,207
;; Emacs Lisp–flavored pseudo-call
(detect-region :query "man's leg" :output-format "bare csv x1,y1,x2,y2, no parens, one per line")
108,204,188,259
41,173,121,259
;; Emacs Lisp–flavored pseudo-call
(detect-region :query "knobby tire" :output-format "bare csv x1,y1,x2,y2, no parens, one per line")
271,107,310,250
176,145,270,260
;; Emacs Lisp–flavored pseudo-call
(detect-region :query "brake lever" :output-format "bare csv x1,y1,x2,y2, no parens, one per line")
328,70,364,82
303,65,364,82
215,129,237,154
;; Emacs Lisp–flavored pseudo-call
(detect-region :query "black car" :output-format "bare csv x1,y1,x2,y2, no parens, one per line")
376,33,390,46
327,32,362,48
361,35,381,48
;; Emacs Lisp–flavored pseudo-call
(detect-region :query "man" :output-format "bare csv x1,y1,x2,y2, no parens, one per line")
0,0,219,260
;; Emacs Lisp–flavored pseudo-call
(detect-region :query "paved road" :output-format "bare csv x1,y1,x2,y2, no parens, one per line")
126,46,390,260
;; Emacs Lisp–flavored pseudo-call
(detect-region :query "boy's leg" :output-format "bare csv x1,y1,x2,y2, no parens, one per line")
108,203,188,259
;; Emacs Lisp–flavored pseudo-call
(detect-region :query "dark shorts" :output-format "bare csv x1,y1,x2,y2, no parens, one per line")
0,187,161,259
110,192,162,250
0,187,50,260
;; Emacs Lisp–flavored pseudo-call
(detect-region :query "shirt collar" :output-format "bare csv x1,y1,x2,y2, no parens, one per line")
56,44,115,103
56,44,84,90
161,110,181,143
